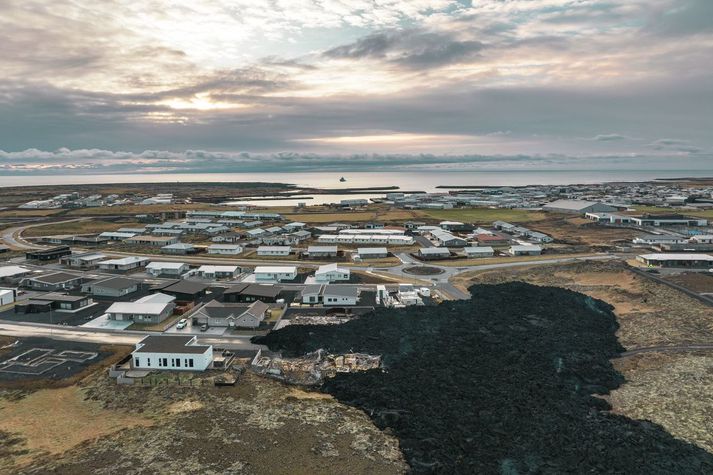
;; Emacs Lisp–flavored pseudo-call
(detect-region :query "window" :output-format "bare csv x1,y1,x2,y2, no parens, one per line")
147,358,151,366
158,358,162,367
176,359,181,368
188,359,194,368
162,358,168,367
134,358,140,367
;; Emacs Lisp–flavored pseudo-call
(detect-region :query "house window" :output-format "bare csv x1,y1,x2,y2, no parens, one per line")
163,358,168,367
188,359,194,368
158,358,162,367
135,358,140,367
147,358,151,366
176,358,181,368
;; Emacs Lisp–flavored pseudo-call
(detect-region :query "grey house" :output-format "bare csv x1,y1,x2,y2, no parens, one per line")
22,272,84,291
193,300,269,328
81,276,140,298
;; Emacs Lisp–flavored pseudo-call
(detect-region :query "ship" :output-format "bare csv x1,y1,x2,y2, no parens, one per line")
339,176,346,182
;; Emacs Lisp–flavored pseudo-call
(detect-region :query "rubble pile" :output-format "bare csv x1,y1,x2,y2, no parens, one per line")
257,282,713,474
251,349,381,385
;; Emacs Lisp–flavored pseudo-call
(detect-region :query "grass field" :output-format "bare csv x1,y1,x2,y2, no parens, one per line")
0,209,64,218
0,385,153,469
417,208,547,224
625,205,713,219
24,219,144,237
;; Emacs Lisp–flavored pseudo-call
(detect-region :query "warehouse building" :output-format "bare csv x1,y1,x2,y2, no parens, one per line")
637,253,713,269
543,200,618,214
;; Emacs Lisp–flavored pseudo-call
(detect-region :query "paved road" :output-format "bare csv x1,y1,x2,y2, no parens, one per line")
1,218,90,250
0,320,264,350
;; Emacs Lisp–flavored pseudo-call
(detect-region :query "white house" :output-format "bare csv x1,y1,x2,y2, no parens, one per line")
132,335,213,371
196,265,240,279
508,245,542,256
464,246,495,258
0,265,32,283
256,246,291,256
106,293,176,324
254,266,297,282
418,248,451,260
146,261,189,277
315,263,350,283
98,256,149,272
0,288,15,306
99,231,137,240
207,244,243,255
355,247,388,259
323,285,359,306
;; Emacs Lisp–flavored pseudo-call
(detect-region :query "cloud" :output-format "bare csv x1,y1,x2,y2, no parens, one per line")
593,134,629,141
323,28,485,68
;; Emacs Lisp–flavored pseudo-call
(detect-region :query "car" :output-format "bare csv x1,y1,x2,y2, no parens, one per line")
176,318,188,330
200,323,208,332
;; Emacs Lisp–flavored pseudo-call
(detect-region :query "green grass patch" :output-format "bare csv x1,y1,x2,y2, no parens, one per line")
418,208,547,224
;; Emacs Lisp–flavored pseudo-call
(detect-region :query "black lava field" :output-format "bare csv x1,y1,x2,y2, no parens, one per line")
256,282,713,474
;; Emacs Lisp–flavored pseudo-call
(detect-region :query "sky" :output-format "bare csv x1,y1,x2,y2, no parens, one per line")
1,0,712,174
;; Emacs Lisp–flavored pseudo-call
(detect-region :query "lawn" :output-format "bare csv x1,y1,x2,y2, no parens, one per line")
625,205,713,219
24,219,144,237
417,208,547,224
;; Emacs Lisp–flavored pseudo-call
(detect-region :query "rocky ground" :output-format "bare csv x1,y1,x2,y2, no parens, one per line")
457,260,713,465
258,282,713,474
459,259,713,349
2,371,405,475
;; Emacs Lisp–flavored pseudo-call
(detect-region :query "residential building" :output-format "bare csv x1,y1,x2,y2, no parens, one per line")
60,251,107,269
315,263,350,283
156,280,208,303
161,243,197,255
22,272,83,291
464,246,495,258
0,288,15,306
254,266,297,282
106,293,176,324
81,277,139,298
256,246,291,256
15,293,93,313
195,265,240,279
192,300,269,328
25,246,72,261
356,247,388,259
125,235,179,246
207,244,243,255
300,284,323,304
637,253,713,269
543,200,618,214
323,285,359,306
429,229,468,247
0,266,33,283
508,245,542,256
418,248,451,260
223,283,282,303
132,335,213,371
146,261,189,277
98,256,149,272
99,231,137,240
307,246,338,258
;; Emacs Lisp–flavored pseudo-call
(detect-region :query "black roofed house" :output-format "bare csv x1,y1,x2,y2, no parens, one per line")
222,283,281,303
21,272,84,291
81,276,140,298
193,300,269,328
156,280,209,303
132,335,213,371
25,246,72,261
15,292,94,314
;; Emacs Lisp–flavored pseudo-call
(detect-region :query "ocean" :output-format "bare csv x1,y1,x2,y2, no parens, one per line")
1,169,711,205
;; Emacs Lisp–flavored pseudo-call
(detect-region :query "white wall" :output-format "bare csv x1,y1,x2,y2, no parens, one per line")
0,289,15,306
133,349,212,371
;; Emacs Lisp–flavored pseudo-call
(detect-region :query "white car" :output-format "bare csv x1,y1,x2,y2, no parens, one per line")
176,319,188,330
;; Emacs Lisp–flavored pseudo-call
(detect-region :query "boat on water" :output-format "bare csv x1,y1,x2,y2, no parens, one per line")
339,176,346,182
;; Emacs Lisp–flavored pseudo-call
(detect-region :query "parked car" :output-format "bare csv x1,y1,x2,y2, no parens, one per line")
200,323,208,332
176,318,188,329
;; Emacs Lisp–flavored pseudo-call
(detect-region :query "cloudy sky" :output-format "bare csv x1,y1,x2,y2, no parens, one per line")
1,0,712,173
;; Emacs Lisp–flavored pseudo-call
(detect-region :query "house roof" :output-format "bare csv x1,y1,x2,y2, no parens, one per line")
639,253,713,261
300,284,324,296
254,266,296,274
28,272,82,284
357,247,388,254
224,283,281,297
323,285,358,298
161,280,209,295
316,263,348,274
99,256,148,266
146,261,187,270
0,266,31,279
134,335,210,354
91,276,140,290
106,301,171,315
